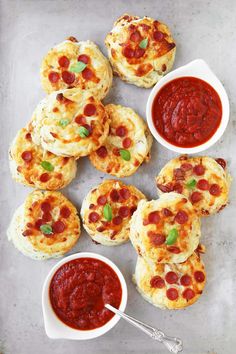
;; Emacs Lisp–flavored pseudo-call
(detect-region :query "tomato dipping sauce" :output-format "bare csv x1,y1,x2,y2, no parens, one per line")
49,258,122,330
152,77,222,148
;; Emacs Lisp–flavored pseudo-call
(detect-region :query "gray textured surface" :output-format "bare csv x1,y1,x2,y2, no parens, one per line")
0,1,235,353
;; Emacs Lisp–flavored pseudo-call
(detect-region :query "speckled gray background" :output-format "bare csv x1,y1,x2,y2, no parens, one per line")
0,0,235,353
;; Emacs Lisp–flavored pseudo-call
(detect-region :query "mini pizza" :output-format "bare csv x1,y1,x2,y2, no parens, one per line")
7,190,81,260
9,128,77,190
81,180,146,246
89,104,153,177
133,250,206,309
105,14,176,88
156,155,232,216
130,192,201,264
40,37,112,100
28,88,110,158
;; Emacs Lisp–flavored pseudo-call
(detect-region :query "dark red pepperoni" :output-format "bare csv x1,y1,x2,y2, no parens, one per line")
78,54,90,64
119,188,131,200
209,184,221,196
42,212,52,222
193,164,205,176
180,274,192,286
21,151,33,162
150,276,165,288
148,211,160,224
84,104,96,116
122,137,132,148
96,146,108,158
82,68,93,80
190,191,202,204
40,202,51,213
130,30,142,42
39,173,50,182
166,288,179,301
97,195,107,206
167,246,181,254
118,206,130,218
60,206,71,218
173,183,183,194
25,133,32,140
130,206,137,215
153,31,164,41
58,56,70,68
157,183,173,193
215,158,226,170
52,220,65,233
175,210,188,224
180,163,193,171
165,271,178,284
48,71,60,83
22,229,32,237
61,70,75,84
122,46,134,58
88,212,100,223
182,288,195,300
134,48,145,58
56,93,64,102
197,179,209,191
35,219,44,230
112,216,122,225
110,189,120,202
162,208,173,217
112,147,120,156
116,125,127,137
174,168,185,180
148,232,166,246
82,124,92,135
194,271,205,283
75,115,86,125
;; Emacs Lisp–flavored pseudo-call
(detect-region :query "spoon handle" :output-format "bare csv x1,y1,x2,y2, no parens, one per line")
105,304,183,354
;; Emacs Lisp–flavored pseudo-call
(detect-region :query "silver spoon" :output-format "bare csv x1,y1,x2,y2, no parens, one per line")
105,304,183,354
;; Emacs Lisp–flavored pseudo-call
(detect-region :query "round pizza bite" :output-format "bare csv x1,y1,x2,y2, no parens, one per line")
105,14,176,88
7,190,81,260
156,155,232,216
9,128,77,190
28,88,110,158
89,104,153,177
133,250,206,309
130,192,201,264
40,37,112,100
81,180,146,246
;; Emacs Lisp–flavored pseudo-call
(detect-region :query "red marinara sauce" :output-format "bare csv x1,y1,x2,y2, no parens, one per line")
152,77,222,148
49,258,122,330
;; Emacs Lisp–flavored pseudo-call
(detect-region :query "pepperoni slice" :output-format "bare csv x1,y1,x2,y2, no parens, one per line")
157,183,173,193
40,202,51,213
22,229,32,237
167,246,181,254
119,188,131,200
162,208,173,217
130,206,137,215
122,137,132,148
166,288,179,301
180,163,193,171
48,71,60,83
25,133,32,140
110,189,119,202
182,288,195,300
134,48,145,58
148,211,160,224
147,231,166,246
193,164,205,176
180,274,192,286
174,168,185,180
165,271,178,284
112,147,120,157
84,104,96,116
112,216,122,225
56,93,64,102
190,191,202,204
116,126,127,137
174,210,188,224
61,71,75,84
75,115,86,125
122,46,134,58
197,179,209,191
21,151,33,162
130,30,142,42
39,173,50,182
215,158,226,170
78,54,90,64
194,271,205,283
150,276,165,288
82,68,93,80
118,206,130,218
58,56,70,68
60,206,71,218
209,184,221,196
153,30,164,41
97,195,107,206
53,220,65,233
88,212,100,223
173,183,183,194
35,219,44,230
96,146,108,158
42,212,52,222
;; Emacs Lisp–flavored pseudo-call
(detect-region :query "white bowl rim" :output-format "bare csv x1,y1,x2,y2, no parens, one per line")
146,59,230,154
42,252,128,340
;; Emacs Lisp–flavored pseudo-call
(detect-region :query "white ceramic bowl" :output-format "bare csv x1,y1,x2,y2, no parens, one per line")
42,252,128,340
146,59,230,154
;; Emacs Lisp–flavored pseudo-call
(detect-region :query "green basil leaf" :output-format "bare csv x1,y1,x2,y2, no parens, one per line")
59,118,70,128
139,38,148,49
41,161,54,172
165,228,178,245
103,203,112,221
120,149,131,161
40,224,53,235
78,126,89,138
70,61,87,73
186,179,196,189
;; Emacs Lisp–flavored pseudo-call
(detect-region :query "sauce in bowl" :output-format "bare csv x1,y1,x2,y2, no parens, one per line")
49,257,122,330
152,76,222,148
